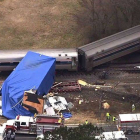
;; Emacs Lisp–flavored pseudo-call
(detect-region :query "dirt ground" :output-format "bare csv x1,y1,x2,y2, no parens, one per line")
1,70,140,125
55,70,140,124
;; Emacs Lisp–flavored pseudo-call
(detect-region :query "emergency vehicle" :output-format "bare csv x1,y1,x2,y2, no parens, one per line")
118,113,140,134
0,123,6,140
1,114,63,140
95,131,128,140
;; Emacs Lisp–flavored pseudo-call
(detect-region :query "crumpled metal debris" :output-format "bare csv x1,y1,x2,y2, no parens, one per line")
102,102,110,109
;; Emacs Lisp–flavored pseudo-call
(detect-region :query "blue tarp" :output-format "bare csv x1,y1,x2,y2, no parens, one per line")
62,112,72,118
2,51,56,119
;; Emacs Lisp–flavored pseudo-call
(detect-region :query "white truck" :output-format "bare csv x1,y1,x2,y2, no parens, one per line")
95,131,128,140
118,113,140,135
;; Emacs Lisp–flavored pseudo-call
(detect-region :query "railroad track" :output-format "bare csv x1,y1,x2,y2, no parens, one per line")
0,62,140,92
50,81,81,93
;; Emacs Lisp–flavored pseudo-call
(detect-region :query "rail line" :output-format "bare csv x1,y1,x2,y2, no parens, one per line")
0,62,140,101
50,81,81,93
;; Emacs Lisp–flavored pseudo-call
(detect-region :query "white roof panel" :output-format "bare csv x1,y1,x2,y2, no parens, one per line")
119,114,140,122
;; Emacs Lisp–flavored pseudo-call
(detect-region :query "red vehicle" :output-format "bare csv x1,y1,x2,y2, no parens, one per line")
3,114,63,139
118,113,140,135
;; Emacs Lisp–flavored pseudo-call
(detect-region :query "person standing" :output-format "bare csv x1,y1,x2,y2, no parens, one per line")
112,116,116,124
132,104,135,112
11,132,15,140
6,130,11,140
106,112,110,122
85,120,88,125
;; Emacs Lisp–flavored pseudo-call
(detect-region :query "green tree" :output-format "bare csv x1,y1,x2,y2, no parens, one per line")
43,123,103,140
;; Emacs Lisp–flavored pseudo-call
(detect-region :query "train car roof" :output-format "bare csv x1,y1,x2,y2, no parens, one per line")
0,48,77,53
0,49,78,62
78,25,140,57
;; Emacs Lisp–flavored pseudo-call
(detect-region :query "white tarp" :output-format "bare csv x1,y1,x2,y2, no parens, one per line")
48,96,67,111
57,96,68,105
45,107,55,115
48,97,57,105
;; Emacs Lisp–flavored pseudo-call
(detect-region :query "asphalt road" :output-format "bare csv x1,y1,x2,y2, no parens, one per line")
96,123,140,140
15,134,140,140
15,134,36,140
127,135,140,140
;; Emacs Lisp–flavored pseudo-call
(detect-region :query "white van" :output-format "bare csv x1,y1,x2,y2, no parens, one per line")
95,131,128,140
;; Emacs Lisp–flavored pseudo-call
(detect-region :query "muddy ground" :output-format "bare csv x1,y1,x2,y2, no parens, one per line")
1,69,140,125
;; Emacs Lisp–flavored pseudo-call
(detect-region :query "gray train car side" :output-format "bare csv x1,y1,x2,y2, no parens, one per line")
78,25,140,71
0,49,78,71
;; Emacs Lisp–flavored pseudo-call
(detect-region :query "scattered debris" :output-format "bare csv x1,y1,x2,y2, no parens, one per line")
102,102,110,109
46,95,72,119
78,80,112,89
67,102,74,109
79,99,83,105
22,90,44,114
50,81,81,93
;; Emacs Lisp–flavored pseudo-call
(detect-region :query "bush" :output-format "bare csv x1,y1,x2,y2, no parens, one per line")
43,123,103,140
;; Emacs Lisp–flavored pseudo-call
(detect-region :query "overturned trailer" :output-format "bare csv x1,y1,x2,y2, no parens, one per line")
1,51,56,119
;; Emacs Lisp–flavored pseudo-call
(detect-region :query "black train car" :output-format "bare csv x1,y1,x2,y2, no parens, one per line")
78,25,140,71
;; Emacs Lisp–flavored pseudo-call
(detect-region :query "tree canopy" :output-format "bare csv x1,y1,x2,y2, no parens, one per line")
42,123,103,140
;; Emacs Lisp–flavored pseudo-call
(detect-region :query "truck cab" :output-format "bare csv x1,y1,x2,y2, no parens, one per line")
3,115,63,139
13,115,34,133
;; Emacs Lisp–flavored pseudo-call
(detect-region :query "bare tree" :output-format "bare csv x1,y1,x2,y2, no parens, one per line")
73,0,140,43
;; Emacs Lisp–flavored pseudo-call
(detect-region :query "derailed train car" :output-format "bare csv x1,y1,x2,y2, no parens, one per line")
78,25,140,71
1,25,140,72
0,49,78,71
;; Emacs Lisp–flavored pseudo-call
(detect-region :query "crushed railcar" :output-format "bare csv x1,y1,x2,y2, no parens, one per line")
78,25,140,71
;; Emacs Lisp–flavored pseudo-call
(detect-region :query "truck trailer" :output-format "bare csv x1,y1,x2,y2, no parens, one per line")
118,113,140,134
